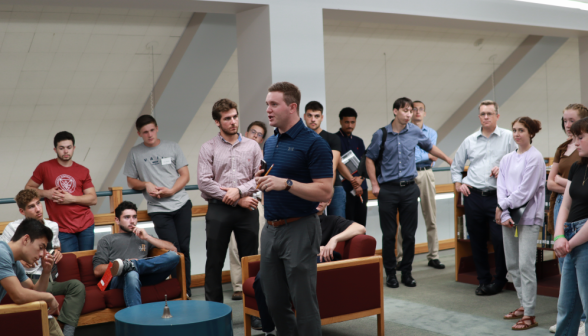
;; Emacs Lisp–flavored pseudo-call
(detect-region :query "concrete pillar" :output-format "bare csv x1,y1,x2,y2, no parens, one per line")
237,4,328,131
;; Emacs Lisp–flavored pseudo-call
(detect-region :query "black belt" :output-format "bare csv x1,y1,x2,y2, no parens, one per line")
29,274,41,280
383,179,415,187
209,199,226,205
416,166,431,171
469,187,496,197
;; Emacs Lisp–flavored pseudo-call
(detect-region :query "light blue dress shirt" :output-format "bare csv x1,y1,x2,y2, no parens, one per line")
451,126,517,190
415,124,437,168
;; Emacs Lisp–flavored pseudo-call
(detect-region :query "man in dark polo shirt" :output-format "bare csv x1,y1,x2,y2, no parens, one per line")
336,107,368,225
256,82,333,336
252,200,366,335
366,97,453,289
303,100,346,217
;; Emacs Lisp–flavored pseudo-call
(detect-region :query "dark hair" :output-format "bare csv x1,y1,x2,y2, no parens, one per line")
247,121,267,139
304,101,323,114
512,117,542,144
268,82,301,112
212,98,238,121
115,201,138,219
53,131,75,148
571,118,588,165
136,115,157,132
413,100,426,111
15,189,39,210
562,117,565,133
393,97,413,111
339,107,358,120
11,218,53,243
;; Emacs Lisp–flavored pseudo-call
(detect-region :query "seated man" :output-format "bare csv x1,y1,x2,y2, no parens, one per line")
0,218,62,336
93,201,180,307
0,190,85,336
253,200,366,336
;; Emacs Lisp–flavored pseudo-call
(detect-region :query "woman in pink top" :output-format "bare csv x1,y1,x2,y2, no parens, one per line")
496,117,546,331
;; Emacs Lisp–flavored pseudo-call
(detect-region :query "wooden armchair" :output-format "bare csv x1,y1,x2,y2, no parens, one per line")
0,301,50,336
241,235,384,336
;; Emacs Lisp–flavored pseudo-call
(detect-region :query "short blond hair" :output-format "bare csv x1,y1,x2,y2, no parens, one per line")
479,100,499,113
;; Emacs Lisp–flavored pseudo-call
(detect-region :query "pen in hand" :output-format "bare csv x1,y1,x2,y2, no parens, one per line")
256,164,274,189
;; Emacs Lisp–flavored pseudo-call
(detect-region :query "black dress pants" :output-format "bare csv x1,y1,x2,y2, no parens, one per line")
345,189,368,226
378,182,419,275
205,201,259,302
149,200,193,295
464,192,507,286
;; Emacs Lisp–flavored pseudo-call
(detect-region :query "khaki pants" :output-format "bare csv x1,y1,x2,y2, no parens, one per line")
229,204,265,292
49,318,64,336
398,168,439,261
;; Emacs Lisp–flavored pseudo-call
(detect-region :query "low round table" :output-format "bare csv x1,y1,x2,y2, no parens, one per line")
115,300,233,336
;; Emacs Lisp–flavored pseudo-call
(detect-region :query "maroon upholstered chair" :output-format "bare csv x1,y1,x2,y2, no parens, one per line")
0,301,50,336
242,235,384,336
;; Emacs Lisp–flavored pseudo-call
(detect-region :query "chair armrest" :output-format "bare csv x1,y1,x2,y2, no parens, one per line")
242,255,261,285
316,255,384,319
344,235,376,259
149,248,171,257
0,301,49,336
64,250,97,258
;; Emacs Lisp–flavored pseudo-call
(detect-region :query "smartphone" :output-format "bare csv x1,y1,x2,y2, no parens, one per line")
260,159,267,172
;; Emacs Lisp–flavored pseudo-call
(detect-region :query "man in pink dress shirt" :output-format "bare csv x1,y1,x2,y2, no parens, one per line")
197,98,264,303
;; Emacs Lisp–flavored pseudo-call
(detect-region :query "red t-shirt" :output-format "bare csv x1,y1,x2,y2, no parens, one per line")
31,159,95,234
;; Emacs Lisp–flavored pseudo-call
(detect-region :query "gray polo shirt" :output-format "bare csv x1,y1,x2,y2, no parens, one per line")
124,140,190,213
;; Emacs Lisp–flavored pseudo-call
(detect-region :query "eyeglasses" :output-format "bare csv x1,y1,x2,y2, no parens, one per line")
250,129,264,138
479,112,496,117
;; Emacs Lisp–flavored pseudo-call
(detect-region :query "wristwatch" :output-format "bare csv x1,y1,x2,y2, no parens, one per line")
285,179,293,191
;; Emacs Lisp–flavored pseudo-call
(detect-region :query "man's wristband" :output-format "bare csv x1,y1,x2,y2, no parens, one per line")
555,235,565,242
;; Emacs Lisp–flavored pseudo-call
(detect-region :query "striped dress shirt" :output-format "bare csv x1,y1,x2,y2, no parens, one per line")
197,133,263,201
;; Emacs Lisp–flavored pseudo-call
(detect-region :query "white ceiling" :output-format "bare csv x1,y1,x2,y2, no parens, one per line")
323,19,528,145
0,5,190,206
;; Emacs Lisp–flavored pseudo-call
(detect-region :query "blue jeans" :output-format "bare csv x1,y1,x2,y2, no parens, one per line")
555,219,588,335
110,251,180,307
327,186,346,217
58,224,95,252
554,194,585,323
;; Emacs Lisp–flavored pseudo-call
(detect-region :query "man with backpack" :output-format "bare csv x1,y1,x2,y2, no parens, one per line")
365,97,452,289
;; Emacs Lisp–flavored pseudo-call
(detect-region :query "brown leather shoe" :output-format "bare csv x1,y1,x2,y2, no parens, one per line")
232,291,243,301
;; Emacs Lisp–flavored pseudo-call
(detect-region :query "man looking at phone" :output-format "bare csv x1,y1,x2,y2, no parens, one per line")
0,218,62,336
197,98,263,303
1,189,85,336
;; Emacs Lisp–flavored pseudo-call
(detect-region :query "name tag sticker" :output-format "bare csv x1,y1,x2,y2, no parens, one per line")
162,157,172,165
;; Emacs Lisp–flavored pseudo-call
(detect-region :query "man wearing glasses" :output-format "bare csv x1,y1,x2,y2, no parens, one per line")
451,100,517,296
365,97,453,289
397,100,445,270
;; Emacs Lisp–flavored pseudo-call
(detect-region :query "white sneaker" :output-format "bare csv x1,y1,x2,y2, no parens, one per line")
549,323,556,333
579,321,585,336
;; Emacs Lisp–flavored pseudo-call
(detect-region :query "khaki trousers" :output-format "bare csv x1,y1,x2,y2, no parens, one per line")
229,204,264,292
397,168,439,261
49,318,64,336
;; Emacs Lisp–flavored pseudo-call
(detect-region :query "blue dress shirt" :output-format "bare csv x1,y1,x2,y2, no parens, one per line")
415,124,437,168
366,122,432,184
